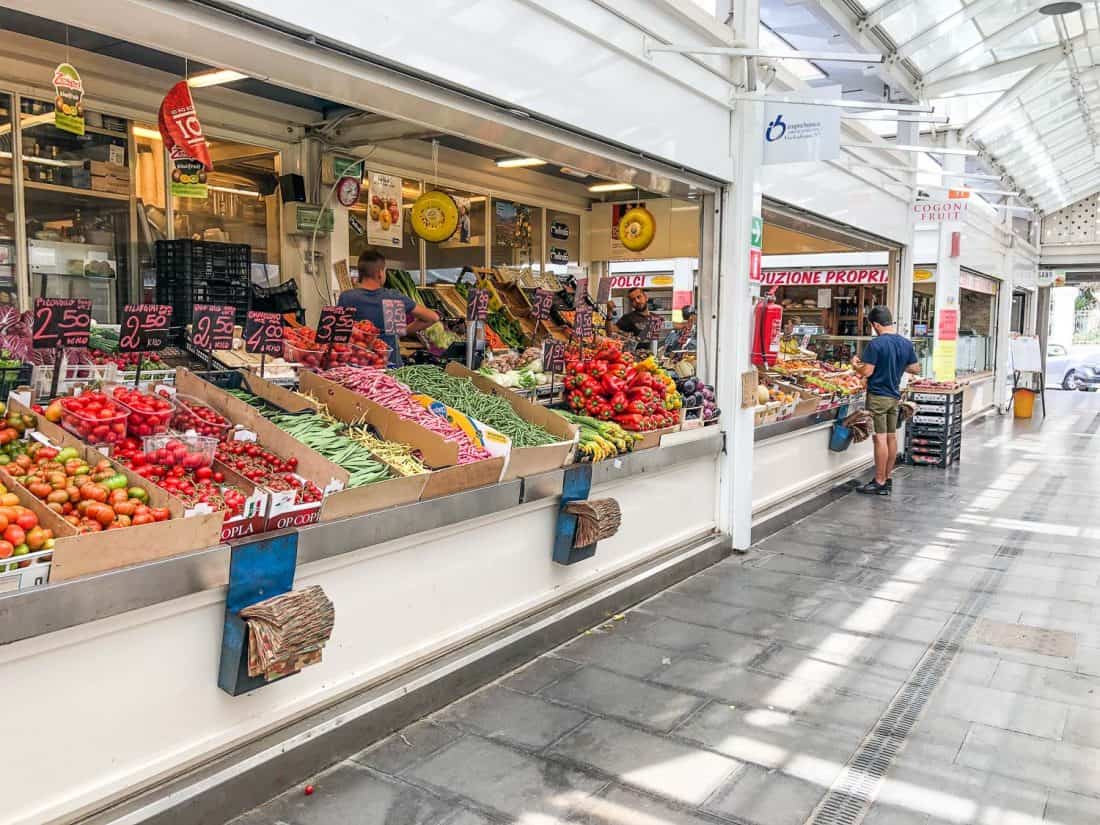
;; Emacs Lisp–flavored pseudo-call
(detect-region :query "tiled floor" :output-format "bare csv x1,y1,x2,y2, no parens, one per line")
230,392,1100,825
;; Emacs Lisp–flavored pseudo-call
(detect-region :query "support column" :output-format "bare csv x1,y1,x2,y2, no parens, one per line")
715,0,761,549
932,136,964,380
893,121,920,337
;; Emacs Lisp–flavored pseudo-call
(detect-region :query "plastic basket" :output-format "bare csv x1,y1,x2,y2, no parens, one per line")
60,394,128,446
170,393,233,440
109,387,175,437
142,433,218,468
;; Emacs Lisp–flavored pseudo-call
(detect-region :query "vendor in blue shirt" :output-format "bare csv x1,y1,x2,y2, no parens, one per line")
338,250,439,367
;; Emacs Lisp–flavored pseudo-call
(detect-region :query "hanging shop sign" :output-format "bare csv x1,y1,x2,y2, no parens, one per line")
411,190,459,242
914,268,936,283
757,267,889,286
611,203,647,255
550,220,570,241
366,171,403,248
51,63,85,136
606,274,676,290
959,271,998,295
911,191,969,224
615,206,656,252
762,85,841,165
549,247,569,265
159,81,212,199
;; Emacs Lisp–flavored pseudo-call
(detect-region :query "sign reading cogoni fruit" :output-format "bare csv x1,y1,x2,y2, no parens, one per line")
911,190,970,224
754,267,889,286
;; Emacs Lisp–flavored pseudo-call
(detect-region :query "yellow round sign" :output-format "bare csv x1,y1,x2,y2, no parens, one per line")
914,268,935,282
410,190,459,243
618,206,656,252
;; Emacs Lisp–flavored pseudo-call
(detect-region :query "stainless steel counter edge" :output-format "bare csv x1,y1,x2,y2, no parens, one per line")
0,434,723,647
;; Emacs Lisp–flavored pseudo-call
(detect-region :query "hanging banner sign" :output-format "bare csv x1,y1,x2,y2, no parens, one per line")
762,85,841,165
606,274,678,290
52,63,85,136
159,81,212,199
911,191,970,224
757,267,889,286
366,171,403,248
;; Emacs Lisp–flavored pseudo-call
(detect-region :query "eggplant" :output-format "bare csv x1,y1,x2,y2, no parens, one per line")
681,378,697,395
700,387,714,402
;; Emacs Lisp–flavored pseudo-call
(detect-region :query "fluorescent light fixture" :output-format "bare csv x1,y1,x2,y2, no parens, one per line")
22,155,70,168
588,182,634,192
187,69,248,88
842,141,979,156
559,167,590,179
495,157,546,168
208,184,260,197
132,125,163,141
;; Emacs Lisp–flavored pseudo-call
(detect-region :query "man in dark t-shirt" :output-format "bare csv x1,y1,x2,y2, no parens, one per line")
338,250,438,367
850,306,920,496
613,287,652,337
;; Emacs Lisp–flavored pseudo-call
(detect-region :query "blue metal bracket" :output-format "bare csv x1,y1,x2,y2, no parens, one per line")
553,463,598,565
217,532,299,696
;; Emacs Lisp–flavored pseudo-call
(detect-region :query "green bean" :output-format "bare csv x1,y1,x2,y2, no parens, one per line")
391,366,558,448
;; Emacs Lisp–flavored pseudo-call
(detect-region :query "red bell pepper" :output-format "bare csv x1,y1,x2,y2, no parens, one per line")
614,413,643,430
610,392,628,413
601,374,626,396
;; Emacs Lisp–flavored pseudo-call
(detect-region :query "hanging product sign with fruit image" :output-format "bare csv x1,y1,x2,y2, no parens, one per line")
52,62,85,136
366,171,403,248
614,204,656,253
158,81,213,199
410,190,459,243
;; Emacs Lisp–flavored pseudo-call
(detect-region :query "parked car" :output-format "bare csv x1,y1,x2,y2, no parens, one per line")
1046,343,1100,390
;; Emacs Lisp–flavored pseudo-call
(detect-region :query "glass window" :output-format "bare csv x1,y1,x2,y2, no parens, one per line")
0,93,19,309
21,97,131,323
350,176,421,280
546,209,580,275
132,124,167,304
491,199,542,275
425,186,486,283
958,284,998,374
170,137,280,286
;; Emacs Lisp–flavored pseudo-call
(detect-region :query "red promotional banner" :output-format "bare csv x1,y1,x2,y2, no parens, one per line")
757,267,888,286
158,81,212,170
937,308,959,341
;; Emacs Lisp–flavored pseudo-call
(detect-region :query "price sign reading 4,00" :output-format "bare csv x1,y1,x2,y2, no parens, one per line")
33,297,92,350
243,310,285,356
119,304,173,352
191,304,236,351
532,289,554,322
466,289,489,323
381,299,408,337
542,339,565,373
316,305,355,345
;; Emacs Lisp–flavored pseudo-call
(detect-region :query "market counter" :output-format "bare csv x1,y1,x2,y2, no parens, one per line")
1,431,722,825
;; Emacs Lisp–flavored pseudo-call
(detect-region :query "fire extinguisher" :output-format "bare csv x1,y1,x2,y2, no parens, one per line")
752,293,784,367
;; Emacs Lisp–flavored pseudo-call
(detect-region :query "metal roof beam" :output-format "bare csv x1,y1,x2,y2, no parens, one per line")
861,0,910,30
924,2,1053,82
924,38,1078,97
896,0,1003,60
962,62,1061,139
986,118,1089,155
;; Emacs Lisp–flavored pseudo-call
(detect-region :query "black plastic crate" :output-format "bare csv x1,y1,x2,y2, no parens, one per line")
0,362,33,400
155,240,251,286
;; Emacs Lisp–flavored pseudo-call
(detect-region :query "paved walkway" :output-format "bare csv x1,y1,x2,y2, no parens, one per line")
231,391,1100,825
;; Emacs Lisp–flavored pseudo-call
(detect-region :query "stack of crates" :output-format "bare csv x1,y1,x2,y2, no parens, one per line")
904,387,964,467
155,240,251,338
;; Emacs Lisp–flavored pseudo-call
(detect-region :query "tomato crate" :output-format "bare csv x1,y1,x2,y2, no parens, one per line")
0,547,53,591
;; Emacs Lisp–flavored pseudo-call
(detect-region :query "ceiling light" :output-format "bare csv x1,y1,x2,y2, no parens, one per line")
495,157,546,168
559,167,590,179
208,185,260,197
187,69,248,88
1039,2,1082,14
132,125,163,141
588,182,634,192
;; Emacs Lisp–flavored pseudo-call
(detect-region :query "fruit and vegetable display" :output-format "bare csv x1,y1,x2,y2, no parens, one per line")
283,321,389,370
88,326,169,374
170,394,232,439
908,379,963,391
486,311,526,350
59,391,129,446
392,365,560,447
111,387,175,437
113,437,248,518
556,411,640,461
216,438,324,504
0,481,53,569
478,348,554,390
6,444,170,531
676,377,719,424
771,358,864,398
320,367,494,463
563,339,682,432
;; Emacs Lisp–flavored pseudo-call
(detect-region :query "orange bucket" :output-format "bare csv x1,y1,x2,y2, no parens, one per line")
1013,389,1035,419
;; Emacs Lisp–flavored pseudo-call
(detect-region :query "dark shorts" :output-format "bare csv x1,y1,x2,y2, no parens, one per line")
866,394,900,435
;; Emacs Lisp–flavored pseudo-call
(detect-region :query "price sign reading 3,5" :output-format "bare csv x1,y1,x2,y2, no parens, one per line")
381,299,408,337
191,304,236,351
33,297,92,350
119,304,173,352
532,289,554,322
316,305,355,345
466,289,489,323
243,310,285,356
542,339,565,373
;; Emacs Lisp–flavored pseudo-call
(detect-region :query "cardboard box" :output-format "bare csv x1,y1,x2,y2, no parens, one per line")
85,160,131,179
773,380,820,419
633,424,682,451
443,362,578,481
187,369,428,520
299,372,503,501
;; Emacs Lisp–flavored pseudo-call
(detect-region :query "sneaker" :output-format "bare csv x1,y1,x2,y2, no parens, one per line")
885,478,893,490
856,480,890,496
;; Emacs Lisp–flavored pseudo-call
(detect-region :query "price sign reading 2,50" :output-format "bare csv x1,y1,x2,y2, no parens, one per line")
119,304,173,352
191,304,236,351
33,298,92,350
243,310,285,356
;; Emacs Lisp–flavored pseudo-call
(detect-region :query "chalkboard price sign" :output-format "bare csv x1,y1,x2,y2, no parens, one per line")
573,306,593,340
243,310,285,356
646,313,665,341
381,299,408,336
466,289,489,323
596,277,611,305
191,304,236,351
119,304,173,352
32,297,92,350
542,339,565,373
531,289,554,321
316,305,355,345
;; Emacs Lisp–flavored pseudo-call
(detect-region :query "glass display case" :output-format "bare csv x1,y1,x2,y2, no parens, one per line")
20,97,131,322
